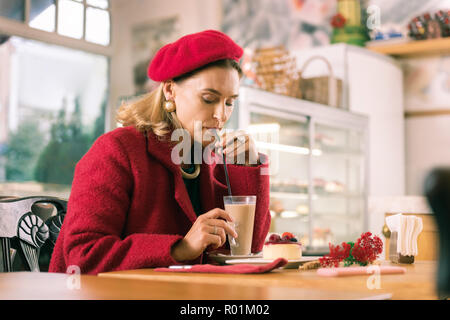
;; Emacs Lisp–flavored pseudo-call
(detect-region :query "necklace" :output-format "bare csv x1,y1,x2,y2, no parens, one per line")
180,163,200,179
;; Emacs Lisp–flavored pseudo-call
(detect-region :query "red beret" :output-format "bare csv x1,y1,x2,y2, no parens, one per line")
148,30,243,82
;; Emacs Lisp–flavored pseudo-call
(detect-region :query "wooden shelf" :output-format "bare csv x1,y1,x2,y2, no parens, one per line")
405,109,450,118
367,37,450,57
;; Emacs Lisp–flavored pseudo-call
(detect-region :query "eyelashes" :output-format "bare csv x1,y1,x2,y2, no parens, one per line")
202,98,215,104
202,97,234,107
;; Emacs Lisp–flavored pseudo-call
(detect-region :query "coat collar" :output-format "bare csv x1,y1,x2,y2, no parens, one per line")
144,130,227,224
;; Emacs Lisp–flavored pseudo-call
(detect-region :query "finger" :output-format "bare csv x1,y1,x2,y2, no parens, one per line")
204,208,234,222
204,233,223,249
223,136,248,157
224,138,248,164
226,135,259,165
220,130,246,148
209,219,238,238
209,225,227,247
224,133,248,151
209,129,222,146
247,138,260,165
218,133,246,162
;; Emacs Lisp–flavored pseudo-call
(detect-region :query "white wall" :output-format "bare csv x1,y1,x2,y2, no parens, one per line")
405,116,450,195
400,55,450,195
347,49,405,197
109,0,223,129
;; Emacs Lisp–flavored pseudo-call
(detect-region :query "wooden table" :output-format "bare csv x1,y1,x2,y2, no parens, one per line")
0,261,438,300
0,271,392,300
98,261,439,300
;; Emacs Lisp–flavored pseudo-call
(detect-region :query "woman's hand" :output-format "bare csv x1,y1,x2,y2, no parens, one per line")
171,208,238,262
216,130,260,166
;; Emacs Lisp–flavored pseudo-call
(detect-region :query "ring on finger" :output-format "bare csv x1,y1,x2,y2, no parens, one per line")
213,225,217,235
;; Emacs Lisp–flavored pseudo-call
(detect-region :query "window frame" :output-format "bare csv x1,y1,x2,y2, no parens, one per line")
0,0,112,54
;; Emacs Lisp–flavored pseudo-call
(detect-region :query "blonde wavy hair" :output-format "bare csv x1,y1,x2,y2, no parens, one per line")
116,83,182,137
116,59,242,138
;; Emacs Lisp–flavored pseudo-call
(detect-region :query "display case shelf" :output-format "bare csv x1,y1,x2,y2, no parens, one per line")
270,192,310,200
270,192,364,200
260,143,363,158
273,211,363,219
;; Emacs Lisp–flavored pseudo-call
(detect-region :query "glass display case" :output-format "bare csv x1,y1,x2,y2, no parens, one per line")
233,86,369,255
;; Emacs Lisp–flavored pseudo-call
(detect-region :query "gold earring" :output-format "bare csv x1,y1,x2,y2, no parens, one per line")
165,100,176,112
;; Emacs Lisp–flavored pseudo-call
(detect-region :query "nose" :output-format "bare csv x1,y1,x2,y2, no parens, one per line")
213,101,227,125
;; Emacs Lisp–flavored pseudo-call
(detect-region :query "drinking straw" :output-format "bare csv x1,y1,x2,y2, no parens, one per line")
215,131,232,197
214,130,238,248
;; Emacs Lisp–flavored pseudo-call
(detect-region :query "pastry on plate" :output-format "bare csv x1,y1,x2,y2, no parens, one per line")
263,232,302,260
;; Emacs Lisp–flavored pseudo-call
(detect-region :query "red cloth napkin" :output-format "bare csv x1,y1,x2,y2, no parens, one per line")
154,258,288,274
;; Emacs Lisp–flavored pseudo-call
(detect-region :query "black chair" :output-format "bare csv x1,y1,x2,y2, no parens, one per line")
0,196,67,272
424,168,450,300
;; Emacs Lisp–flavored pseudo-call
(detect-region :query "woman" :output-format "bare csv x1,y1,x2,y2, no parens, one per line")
49,30,271,274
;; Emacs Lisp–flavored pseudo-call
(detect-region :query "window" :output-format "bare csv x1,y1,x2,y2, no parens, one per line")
57,0,84,39
85,5,110,45
0,0,25,21
0,0,110,46
0,36,109,198
30,0,56,32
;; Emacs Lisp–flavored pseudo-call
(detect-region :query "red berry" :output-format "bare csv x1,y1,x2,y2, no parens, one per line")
269,234,281,242
282,232,294,240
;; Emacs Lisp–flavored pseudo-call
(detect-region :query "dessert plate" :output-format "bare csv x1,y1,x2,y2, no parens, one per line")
225,256,321,269
208,252,262,265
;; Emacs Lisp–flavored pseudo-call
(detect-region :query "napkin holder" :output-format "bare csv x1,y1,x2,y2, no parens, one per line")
389,231,414,264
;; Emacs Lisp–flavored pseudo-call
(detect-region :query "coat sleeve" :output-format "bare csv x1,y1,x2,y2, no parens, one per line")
60,133,184,274
227,153,271,253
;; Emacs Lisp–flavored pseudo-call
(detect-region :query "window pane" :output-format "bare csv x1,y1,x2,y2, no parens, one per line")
0,0,25,22
0,36,109,199
87,0,109,9
58,0,83,39
29,0,56,32
86,7,110,45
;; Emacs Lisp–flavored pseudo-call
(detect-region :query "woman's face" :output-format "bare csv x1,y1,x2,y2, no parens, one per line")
163,66,240,147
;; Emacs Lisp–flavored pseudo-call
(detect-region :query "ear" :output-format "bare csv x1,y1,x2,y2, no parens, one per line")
162,81,176,101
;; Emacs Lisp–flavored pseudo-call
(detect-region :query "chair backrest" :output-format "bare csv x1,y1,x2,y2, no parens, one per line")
424,168,450,300
0,196,67,272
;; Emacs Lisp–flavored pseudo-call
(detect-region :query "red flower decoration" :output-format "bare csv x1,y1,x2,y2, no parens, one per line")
319,241,352,267
331,13,346,28
319,232,383,268
351,232,383,266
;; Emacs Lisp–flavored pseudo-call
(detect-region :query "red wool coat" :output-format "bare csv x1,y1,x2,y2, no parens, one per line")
49,126,271,274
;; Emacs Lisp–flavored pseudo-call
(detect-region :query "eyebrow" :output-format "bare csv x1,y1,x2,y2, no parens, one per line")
202,88,239,98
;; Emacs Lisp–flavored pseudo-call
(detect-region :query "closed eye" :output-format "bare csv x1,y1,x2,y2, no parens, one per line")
202,97,216,104
201,94,235,107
